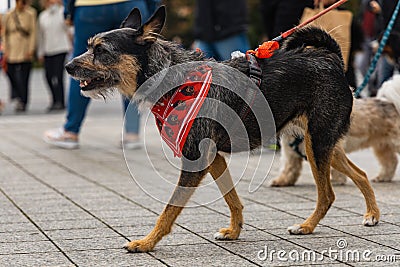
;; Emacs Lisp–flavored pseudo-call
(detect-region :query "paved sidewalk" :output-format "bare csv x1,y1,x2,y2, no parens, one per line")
1,70,400,266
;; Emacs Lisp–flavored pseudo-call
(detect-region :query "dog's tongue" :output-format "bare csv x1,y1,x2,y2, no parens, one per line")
79,79,92,88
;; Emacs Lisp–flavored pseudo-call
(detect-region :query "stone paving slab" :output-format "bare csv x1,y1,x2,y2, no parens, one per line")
1,70,400,266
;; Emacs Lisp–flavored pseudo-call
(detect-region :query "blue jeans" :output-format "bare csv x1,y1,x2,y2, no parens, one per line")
123,97,140,134
64,0,150,133
193,32,250,61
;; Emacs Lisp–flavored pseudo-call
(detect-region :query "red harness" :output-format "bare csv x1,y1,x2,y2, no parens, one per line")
151,65,212,157
150,42,279,158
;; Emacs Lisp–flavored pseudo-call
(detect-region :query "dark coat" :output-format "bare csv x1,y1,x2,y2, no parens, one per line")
193,0,248,42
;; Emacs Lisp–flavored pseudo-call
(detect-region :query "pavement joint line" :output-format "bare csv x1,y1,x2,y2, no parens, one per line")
0,153,78,266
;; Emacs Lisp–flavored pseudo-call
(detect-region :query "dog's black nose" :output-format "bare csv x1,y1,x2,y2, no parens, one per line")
65,61,75,74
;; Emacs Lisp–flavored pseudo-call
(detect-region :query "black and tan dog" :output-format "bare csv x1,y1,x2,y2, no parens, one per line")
65,6,380,252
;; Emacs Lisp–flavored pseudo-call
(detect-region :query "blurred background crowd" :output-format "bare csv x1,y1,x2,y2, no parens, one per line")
0,0,399,148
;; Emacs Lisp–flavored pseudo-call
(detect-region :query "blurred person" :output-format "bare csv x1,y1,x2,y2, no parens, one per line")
358,0,380,74
371,0,400,90
37,0,72,112
192,0,250,61
1,0,37,112
44,0,159,149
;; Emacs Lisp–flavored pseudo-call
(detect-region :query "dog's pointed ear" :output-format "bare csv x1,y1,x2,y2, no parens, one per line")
121,8,142,29
140,6,166,43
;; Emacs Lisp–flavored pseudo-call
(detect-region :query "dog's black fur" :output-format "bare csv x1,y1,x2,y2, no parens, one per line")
65,6,380,253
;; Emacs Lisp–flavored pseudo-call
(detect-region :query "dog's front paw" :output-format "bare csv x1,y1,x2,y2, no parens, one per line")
123,239,154,253
363,213,379,226
287,224,314,235
214,227,240,240
371,176,392,183
270,177,295,187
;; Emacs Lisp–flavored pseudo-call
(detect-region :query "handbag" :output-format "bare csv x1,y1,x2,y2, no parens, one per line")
300,3,353,70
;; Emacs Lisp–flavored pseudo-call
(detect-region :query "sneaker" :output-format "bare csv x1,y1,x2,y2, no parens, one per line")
120,134,142,150
43,128,79,149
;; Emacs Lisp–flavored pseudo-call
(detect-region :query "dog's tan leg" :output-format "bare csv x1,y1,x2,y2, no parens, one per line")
372,143,398,182
288,133,335,234
209,153,243,240
271,135,303,187
331,146,380,226
124,170,207,252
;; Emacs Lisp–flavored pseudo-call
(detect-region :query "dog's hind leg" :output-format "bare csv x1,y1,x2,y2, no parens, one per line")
124,169,207,252
209,153,243,240
331,146,380,226
288,131,335,234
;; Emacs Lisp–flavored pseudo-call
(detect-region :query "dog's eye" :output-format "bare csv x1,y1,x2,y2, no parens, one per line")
94,46,105,54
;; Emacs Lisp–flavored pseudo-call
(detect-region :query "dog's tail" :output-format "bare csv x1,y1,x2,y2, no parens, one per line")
282,27,344,67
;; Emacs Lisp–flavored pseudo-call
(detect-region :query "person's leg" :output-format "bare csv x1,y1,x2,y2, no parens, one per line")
53,53,67,108
213,32,250,61
44,55,57,106
45,3,139,148
64,5,120,133
11,62,31,111
122,97,141,149
123,97,140,135
6,63,19,101
11,64,24,104
21,62,32,107
115,0,148,148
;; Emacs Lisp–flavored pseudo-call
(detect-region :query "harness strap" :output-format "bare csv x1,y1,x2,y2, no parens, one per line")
289,136,307,160
247,53,262,87
236,54,262,120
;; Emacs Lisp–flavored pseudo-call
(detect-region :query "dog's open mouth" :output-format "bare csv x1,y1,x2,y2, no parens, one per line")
79,77,107,91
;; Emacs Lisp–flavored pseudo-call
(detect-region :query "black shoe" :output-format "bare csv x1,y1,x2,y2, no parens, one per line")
47,103,65,112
